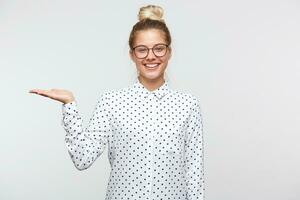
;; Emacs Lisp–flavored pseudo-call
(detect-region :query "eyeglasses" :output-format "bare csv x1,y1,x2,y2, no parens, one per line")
132,43,169,59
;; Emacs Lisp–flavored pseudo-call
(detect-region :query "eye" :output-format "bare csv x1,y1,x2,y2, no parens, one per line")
135,47,148,53
154,45,166,52
154,47,164,52
138,49,147,53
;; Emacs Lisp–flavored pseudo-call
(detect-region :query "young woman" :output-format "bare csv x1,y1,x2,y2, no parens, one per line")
29,5,205,200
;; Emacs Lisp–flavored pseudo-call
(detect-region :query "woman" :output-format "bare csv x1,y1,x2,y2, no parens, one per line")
29,5,205,200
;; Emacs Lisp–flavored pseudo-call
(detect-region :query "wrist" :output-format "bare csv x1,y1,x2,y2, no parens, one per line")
64,98,75,104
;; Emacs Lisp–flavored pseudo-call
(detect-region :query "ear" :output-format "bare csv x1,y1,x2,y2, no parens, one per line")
129,49,135,62
168,46,172,60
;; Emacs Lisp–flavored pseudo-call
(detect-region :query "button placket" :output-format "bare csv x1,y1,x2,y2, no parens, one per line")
146,93,156,197
151,93,161,199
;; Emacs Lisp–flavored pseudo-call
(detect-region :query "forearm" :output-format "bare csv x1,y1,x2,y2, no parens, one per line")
61,101,108,170
185,98,205,199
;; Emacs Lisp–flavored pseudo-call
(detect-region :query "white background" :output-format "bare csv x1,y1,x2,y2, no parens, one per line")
1,0,299,199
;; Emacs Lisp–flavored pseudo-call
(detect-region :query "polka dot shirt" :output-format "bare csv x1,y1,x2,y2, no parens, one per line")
61,78,205,200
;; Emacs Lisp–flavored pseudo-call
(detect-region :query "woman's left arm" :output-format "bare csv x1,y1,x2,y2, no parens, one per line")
184,98,205,200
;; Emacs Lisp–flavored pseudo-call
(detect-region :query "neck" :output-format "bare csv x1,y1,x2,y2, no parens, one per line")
138,76,165,91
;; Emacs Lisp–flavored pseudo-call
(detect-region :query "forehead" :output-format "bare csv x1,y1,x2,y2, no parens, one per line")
134,29,166,47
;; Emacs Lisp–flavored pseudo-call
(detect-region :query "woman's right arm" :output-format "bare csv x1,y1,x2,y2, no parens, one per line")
61,94,112,170
29,88,112,170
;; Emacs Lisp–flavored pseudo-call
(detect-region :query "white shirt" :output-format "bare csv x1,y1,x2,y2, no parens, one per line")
61,78,205,200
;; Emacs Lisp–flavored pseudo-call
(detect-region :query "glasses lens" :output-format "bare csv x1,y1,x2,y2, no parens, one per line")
135,46,148,58
153,44,167,57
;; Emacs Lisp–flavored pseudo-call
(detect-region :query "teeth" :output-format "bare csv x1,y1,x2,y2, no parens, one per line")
145,63,159,68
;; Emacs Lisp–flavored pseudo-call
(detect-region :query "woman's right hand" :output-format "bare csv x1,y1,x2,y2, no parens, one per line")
29,88,75,104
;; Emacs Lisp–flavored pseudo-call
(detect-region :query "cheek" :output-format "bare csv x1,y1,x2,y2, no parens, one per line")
137,61,144,67
161,57,169,66
135,61,144,69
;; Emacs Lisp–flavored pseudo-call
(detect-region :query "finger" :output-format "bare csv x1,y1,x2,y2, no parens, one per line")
29,89,56,100
29,90,41,94
39,93,48,97
29,89,39,93
32,89,50,97
29,89,44,93
38,90,51,97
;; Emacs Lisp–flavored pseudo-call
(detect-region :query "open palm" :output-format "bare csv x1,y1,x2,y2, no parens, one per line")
29,88,75,104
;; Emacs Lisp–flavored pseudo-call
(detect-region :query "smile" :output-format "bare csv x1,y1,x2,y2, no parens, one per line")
144,63,160,69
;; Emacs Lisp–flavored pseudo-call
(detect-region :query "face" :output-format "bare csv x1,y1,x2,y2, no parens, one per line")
129,29,172,81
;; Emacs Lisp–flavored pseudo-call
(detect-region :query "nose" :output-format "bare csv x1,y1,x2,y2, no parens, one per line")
146,49,156,60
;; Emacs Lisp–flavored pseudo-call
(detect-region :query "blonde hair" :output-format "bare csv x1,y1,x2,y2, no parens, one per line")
129,4,171,49
138,5,165,22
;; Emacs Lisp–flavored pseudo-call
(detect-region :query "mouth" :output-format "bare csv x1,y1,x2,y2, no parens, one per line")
143,63,161,70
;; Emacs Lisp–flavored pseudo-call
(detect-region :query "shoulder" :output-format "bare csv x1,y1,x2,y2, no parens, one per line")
170,89,201,108
96,85,132,102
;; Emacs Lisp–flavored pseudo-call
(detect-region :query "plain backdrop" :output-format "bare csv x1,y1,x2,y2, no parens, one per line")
1,0,300,199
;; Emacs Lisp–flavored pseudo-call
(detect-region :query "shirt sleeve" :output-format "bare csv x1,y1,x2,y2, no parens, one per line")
61,94,112,171
184,98,205,200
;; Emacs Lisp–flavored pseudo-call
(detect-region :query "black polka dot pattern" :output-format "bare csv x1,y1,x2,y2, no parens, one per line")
61,78,205,200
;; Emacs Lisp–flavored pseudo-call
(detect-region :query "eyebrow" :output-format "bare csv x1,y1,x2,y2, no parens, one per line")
133,43,167,48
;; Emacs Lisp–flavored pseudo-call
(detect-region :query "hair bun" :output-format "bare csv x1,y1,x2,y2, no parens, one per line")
138,5,165,22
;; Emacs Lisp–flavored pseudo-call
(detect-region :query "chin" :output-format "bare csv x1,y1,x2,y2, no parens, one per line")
140,72,163,80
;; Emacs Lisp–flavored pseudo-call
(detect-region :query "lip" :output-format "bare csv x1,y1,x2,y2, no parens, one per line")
143,63,161,69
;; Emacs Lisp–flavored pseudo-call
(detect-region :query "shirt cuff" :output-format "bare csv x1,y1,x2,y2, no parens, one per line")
62,101,78,115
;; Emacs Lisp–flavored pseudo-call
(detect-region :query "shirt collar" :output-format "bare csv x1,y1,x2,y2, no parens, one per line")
131,77,171,100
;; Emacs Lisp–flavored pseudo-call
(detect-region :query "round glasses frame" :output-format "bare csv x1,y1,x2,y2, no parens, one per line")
131,43,169,59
